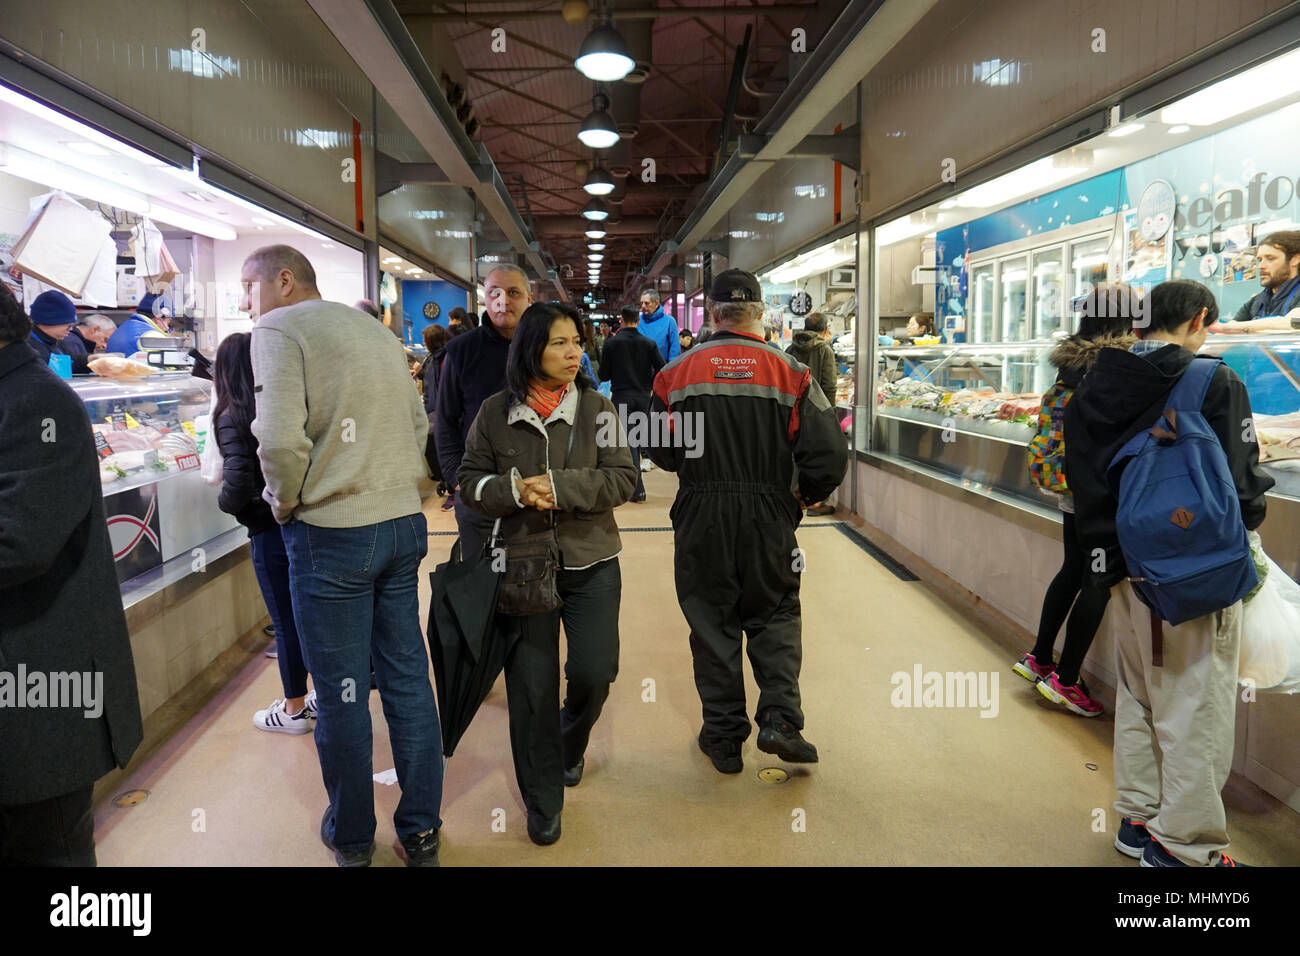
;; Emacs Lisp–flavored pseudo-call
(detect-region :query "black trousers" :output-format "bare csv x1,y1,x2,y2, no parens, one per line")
505,558,621,818
613,392,649,499
672,490,804,742
0,785,96,866
1031,510,1110,686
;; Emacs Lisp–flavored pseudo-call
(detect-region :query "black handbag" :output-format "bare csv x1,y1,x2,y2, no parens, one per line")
495,524,562,617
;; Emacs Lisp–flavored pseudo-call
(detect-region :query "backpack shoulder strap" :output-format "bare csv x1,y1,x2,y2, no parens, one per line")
1166,356,1220,413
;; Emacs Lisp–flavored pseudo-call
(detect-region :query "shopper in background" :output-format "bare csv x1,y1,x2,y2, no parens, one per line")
638,287,681,364
0,283,143,865
447,307,468,331
436,265,532,551
459,302,636,845
1014,284,1138,716
26,289,77,371
650,269,849,774
213,331,316,735
70,313,115,357
1211,231,1300,332
599,303,665,503
1066,279,1272,867
245,243,442,867
679,329,695,352
786,311,840,517
580,317,602,379
420,323,452,495
106,292,173,357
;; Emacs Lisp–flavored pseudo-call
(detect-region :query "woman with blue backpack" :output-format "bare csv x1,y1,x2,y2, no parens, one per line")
1015,284,1139,715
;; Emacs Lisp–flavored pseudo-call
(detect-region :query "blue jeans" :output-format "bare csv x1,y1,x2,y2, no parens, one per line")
249,526,309,699
282,514,443,851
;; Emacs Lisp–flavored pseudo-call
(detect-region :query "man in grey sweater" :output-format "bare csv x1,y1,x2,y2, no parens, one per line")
245,244,442,867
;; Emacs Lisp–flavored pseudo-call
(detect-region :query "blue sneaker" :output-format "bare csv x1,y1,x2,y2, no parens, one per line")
1115,816,1151,859
1141,838,1248,867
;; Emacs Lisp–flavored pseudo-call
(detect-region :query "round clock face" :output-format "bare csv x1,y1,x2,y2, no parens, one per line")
789,291,813,316
423,301,440,320
1137,180,1176,242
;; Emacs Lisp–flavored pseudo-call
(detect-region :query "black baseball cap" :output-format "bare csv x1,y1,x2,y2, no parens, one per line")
709,268,762,303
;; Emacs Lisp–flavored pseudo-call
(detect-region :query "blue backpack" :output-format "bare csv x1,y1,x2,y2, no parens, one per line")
1107,356,1257,626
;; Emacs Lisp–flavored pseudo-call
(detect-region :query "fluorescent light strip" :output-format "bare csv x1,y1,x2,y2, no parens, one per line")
0,84,177,169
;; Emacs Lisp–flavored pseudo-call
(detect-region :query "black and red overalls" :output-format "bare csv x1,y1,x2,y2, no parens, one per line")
648,329,849,745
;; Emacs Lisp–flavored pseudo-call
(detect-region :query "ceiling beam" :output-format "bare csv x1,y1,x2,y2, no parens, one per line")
410,4,818,23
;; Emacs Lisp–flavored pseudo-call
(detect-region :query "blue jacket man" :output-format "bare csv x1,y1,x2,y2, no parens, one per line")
637,289,681,364
106,293,172,356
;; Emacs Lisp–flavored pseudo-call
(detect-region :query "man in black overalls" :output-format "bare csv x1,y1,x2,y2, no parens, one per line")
649,269,849,774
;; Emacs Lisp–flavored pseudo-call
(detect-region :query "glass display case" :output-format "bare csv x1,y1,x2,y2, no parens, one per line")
68,373,241,589
873,334,1300,505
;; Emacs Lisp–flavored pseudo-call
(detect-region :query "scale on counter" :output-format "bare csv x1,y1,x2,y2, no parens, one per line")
142,336,194,371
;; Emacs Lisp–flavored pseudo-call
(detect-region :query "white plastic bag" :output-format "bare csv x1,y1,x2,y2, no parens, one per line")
1240,553,1300,694
197,389,224,487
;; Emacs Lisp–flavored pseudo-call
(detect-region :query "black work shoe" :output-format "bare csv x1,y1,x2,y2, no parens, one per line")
756,712,819,763
320,808,374,867
400,828,440,867
527,811,561,846
564,757,585,788
698,732,743,774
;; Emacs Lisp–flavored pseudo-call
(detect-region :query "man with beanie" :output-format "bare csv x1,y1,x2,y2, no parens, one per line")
649,269,848,774
106,293,172,357
245,243,443,867
27,289,78,370
638,288,681,365
0,282,144,864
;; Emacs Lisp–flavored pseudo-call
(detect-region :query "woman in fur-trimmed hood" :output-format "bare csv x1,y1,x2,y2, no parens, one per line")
1014,284,1141,719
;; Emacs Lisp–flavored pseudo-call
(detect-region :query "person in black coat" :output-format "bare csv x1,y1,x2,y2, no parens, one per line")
213,332,315,735
435,265,531,551
0,283,143,865
420,324,451,489
598,307,665,502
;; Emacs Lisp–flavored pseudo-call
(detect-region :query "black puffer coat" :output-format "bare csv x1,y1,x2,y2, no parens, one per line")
215,409,277,536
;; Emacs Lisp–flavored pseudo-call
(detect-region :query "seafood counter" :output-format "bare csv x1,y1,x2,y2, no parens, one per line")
68,374,239,587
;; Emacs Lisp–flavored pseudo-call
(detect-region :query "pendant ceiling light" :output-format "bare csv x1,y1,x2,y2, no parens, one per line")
575,14,634,82
585,227,607,239
582,197,610,221
587,242,606,251
577,92,619,149
583,163,616,196
589,277,599,285
588,253,604,261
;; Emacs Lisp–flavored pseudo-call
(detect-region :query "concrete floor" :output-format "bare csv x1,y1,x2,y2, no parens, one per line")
93,469,1300,866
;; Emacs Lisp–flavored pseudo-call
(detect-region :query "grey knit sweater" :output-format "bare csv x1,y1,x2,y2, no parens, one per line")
251,298,428,527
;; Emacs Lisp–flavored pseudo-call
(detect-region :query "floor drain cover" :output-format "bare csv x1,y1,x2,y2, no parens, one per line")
112,789,150,808
757,768,789,784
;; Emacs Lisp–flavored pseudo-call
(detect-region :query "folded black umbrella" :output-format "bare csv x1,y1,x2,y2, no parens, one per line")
427,529,516,758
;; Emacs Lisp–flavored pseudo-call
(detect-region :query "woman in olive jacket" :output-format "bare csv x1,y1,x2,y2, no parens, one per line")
459,301,636,847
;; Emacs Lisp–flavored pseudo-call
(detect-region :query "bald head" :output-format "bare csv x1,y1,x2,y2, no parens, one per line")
240,244,320,320
483,264,532,340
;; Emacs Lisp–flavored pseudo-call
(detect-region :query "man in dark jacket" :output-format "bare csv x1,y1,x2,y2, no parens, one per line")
599,307,664,502
785,311,839,516
0,283,143,865
649,269,849,774
26,289,78,371
435,266,531,552
1065,279,1272,868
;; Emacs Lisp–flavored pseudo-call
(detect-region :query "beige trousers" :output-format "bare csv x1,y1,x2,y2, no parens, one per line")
1109,583,1242,866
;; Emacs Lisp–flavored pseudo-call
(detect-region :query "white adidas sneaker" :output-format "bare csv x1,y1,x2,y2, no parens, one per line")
253,698,314,735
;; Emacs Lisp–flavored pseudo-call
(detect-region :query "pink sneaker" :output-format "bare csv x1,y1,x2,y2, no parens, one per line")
1038,674,1103,717
1012,653,1055,683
